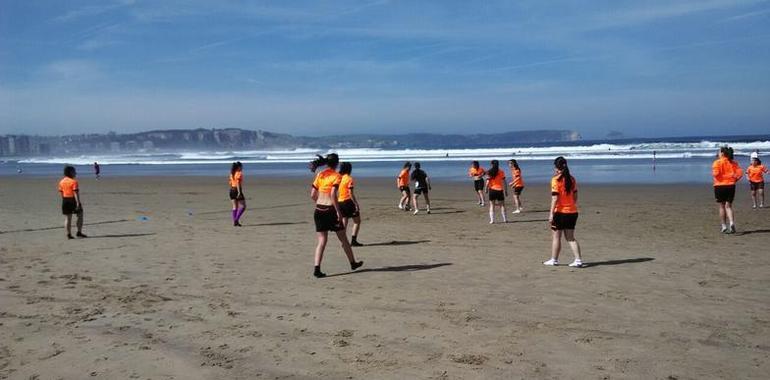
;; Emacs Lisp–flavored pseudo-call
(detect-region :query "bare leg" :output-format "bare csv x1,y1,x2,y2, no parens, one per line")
424,193,431,212
314,232,328,266
563,229,582,262
760,188,765,207
500,202,507,222
64,214,72,237
412,193,419,212
750,190,757,207
76,210,84,233
718,203,727,225
488,202,495,223
551,230,562,261
725,201,735,226
335,229,357,263
352,215,361,237
477,190,485,205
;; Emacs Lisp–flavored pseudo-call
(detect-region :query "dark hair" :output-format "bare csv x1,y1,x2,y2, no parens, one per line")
471,160,479,169
720,146,734,161
230,161,242,175
339,162,352,175
508,159,519,170
64,165,76,178
403,161,412,169
309,153,340,172
753,158,762,165
554,156,574,194
414,162,421,169
488,160,500,178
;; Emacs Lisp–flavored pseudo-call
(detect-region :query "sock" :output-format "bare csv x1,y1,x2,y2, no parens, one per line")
352,235,358,243
232,209,237,221
235,207,246,221
314,265,323,275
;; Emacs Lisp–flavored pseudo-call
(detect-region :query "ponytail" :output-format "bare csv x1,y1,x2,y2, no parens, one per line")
508,159,519,170
309,153,340,172
488,160,500,178
554,156,574,194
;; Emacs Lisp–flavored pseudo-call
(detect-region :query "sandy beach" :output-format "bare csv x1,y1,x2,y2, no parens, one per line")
1,176,769,379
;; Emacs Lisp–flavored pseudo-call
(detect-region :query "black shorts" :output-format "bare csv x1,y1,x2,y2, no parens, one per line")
750,181,764,191
473,179,484,191
339,199,360,218
414,187,428,195
62,198,81,215
551,212,578,230
513,186,524,195
488,189,505,201
399,186,411,195
229,188,245,200
314,205,343,232
714,185,736,203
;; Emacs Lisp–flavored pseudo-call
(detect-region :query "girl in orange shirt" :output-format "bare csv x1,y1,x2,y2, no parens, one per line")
508,159,525,214
229,161,246,227
58,165,86,239
712,147,743,233
397,162,412,211
746,155,767,208
309,154,363,278
485,160,508,224
544,157,583,267
338,162,363,246
468,161,486,206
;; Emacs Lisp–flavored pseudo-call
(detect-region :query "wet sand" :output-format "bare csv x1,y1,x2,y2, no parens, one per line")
1,176,769,379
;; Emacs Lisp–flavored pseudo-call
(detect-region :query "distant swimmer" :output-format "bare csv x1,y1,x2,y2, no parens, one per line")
309,154,363,278
94,161,101,179
411,162,431,214
508,159,525,214
58,165,87,239
468,161,486,206
543,157,583,268
485,160,508,224
746,152,767,208
397,162,412,211
17,166,22,174
338,162,363,246
229,161,246,227
712,147,743,234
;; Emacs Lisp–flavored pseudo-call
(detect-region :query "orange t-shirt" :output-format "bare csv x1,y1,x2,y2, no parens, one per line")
313,168,342,194
468,167,485,179
58,177,79,198
398,169,410,187
747,164,767,183
338,174,355,202
511,168,524,188
487,170,506,191
551,175,578,214
712,157,742,186
229,171,242,188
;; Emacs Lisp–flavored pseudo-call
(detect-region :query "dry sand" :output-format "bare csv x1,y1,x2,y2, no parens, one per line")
1,176,769,379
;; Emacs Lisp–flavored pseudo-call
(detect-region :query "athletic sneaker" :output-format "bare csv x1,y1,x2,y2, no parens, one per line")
720,225,729,233
426,208,431,214
76,232,88,238
729,225,736,234
351,241,364,247
413,209,419,215
398,204,403,210
512,209,521,214
568,260,583,268
543,258,558,266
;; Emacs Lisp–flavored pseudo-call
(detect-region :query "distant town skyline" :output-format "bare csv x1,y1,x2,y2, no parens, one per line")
2,1,769,138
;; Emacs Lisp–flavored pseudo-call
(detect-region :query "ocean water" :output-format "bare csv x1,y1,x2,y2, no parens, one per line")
2,136,768,184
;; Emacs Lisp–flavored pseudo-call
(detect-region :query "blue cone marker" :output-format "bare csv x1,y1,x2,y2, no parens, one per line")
137,216,150,222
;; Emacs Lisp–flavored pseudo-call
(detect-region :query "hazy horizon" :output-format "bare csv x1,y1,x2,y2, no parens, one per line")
2,1,770,139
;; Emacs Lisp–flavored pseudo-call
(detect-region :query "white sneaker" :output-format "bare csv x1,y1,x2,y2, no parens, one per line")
489,220,494,224
426,209,431,214
753,204,757,209
512,209,521,214
543,258,558,266
398,204,403,210
413,209,419,215
568,260,583,268
720,225,728,233
480,203,485,207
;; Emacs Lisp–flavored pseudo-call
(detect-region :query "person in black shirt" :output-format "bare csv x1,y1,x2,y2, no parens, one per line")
410,162,431,214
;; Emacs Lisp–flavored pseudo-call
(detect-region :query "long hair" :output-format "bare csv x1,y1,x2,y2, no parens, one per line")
720,146,734,161
508,159,520,170
753,158,762,165
64,165,76,178
488,160,500,178
309,153,340,172
471,160,479,169
554,156,574,194
339,162,352,175
230,161,242,176
403,161,412,169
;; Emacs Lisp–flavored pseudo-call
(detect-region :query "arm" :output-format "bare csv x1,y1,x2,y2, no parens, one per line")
331,187,343,221
549,194,557,224
484,179,490,193
503,177,508,196
310,187,319,201
427,176,431,190
237,182,243,197
74,189,82,209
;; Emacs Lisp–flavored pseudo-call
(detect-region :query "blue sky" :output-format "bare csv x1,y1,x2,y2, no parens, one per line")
1,0,769,138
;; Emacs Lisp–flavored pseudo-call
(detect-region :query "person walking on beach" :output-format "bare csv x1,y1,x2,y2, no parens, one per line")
229,161,246,227
411,162,431,214
59,165,87,239
309,154,363,278
712,147,743,234
543,157,582,267
397,162,412,211
508,159,525,213
485,160,508,224
338,162,364,246
746,152,767,209
469,161,486,206
93,162,100,180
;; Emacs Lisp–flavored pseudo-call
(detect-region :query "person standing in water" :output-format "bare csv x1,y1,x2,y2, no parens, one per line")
59,165,87,239
310,154,363,278
397,162,412,211
229,161,246,226
508,159,525,214
411,162,431,214
93,162,101,180
543,157,583,267
746,152,767,209
712,147,743,234
338,162,363,246
468,161,486,206
485,160,508,224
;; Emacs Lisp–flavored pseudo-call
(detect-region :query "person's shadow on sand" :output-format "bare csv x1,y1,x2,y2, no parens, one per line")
738,229,770,236
89,233,157,239
582,257,654,268
362,240,431,246
325,262,452,277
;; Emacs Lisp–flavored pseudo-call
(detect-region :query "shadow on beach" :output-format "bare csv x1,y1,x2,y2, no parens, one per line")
89,233,157,239
362,240,431,247
0,219,131,235
739,229,770,236
245,221,308,227
325,262,452,278
582,257,655,268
